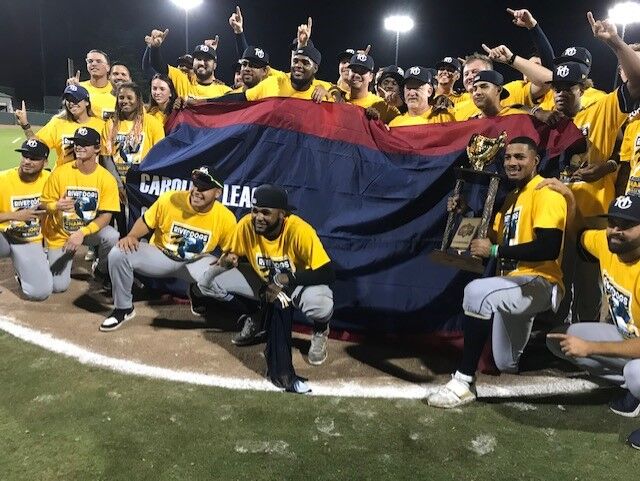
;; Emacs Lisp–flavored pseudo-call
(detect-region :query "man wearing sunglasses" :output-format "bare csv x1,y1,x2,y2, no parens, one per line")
100,166,236,332
194,184,335,365
0,139,52,300
229,46,272,92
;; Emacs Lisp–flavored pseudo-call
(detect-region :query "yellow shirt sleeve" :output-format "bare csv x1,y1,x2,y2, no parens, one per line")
168,65,192,99
532,188,567,230
580,229,606,258
245,76,279,101
35,118,58,149
292,222,331,269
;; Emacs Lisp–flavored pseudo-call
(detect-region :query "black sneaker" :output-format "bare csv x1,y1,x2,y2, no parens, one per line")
100,307,135,332
188,284,207,317
609,390,640,417
92,267,112,293
231,314,265,346
628,428,640,449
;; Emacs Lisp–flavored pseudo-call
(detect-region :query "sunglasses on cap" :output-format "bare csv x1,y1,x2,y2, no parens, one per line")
239,59,265,69
22,155,47,161
191,169,223,189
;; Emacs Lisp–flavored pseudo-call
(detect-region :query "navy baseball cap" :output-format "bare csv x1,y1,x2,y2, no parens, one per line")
404,66,432,85
554,47,592,69
252,184,296,211
69,127,101,147
436,56,462,72
349,53,374,72
241,46,270,67
548,62,589,85
63,84,90,102
193,44,216,61
599,195,640,224
338,48,356,62
378,65,405,85
191,166,224,190
15,138,49,159
294,45,321,66
473,70,510,99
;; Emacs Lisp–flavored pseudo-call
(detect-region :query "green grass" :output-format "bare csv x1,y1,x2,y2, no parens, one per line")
1,331,640,480
0,125,57,171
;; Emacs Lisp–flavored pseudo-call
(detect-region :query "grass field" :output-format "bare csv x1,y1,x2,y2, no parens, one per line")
0,125,57,170
1,330,640,481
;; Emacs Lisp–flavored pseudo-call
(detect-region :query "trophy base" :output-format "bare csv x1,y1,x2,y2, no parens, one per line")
429,249,485,274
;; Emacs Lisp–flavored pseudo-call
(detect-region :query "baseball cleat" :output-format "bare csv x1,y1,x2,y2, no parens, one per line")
187,284,207,317
308,326,329,365
232,314,265,346
100,307,135,332
628,428,640,450
427,375,477,408
609,390,640,417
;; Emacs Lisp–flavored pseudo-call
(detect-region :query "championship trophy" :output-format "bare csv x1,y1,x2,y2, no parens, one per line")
429,131,507,273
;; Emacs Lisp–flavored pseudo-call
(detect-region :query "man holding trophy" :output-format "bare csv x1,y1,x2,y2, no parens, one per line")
428,136,568,408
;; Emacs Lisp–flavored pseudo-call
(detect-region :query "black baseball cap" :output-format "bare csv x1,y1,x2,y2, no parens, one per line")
473,70,510,99
348,53,374,72
548,62,589,85
69,127,101,147
404,66,432,85
15,138,49,159
193,44,216,61
426,68,438,88
241,46,270,67
63,84,90,102
177,54,193,68
191,166,224,190
338,48,356,62
435,56,462,72
252,184,296,211
378,65,404,85
294,45,321,66
554,47,592,69
599,195,640,224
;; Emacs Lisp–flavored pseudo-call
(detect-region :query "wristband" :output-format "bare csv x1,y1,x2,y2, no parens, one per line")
490,244,499,258
506,53,517,65
79,221,100,236
607,159,619,171
273,274,286,288
21,123,31,130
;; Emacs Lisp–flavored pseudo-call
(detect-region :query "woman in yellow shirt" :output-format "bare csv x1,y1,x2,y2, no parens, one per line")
15,84,105,167
145,74,177,126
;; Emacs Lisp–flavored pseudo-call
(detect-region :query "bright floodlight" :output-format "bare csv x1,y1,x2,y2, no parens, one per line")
384,15,415,33
170,0,203,11
609,1,640,25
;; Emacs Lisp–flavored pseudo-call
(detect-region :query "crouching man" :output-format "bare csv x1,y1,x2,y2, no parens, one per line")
193,184,335,365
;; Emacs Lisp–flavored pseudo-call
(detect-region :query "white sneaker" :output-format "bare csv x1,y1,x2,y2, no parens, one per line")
427,375,477,408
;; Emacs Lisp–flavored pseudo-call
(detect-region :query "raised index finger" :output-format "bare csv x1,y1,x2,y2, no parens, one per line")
506,8,516,15
481,43,492,54
21,100,26,111
307,17,313,29
546,333,567,339
586,11,596,28
236,5,242,17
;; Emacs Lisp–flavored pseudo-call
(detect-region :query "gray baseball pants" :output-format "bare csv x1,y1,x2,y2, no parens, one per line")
0,233,52,301
547,322,640,397
108,242,216,309
197,263,334,324
463,274,559,373
47,226,120,293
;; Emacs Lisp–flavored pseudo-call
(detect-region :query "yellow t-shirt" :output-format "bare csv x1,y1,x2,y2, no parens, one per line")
581,229,640,338
623,118,640,194
347,92,400,123
492,175,567,293
567,89,629,216
35,115,106,167
0,168,49,243
168,65,231,100
441,91,465,106
41,162,120,248
470,106,526,119
102,113,165,178
389,108,456,127
229,214,331,282
143,190,237,262
455,98,527,121
245,75,335,102
502,80,536,107
80,80,116,120
145,108,167,126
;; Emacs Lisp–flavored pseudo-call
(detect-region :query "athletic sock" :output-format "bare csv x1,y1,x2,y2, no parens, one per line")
458,314,492,378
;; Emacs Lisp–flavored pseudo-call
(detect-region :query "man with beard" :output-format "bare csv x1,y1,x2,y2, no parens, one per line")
427,137,567,408
0,139,52,301
434,57,464,106
101,166,236,331
546,193,640,448
389,67,454,126
67,49,115,120
108,62,131,94
147,28,230,100
193,184,335,365
231,46,272,92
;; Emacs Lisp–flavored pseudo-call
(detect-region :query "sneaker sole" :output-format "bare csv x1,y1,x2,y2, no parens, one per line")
427,394,477,409
308,351,327,365
99,310,136,332
609,404,640,417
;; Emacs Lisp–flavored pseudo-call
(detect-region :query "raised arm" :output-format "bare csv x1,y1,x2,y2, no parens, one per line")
146,28,170,76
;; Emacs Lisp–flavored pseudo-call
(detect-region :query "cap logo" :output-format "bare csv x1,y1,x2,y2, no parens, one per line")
254,48,265,59
444,57,453,63
397,67,404,75
564,47,577,56
556,65,570,78
346,49,355,54
615,196,633,209
197,166,209,175
200,45,209,52
356,53,368,62
297,49,304,54
68,85,77,91
409,66,421,75
27,139,38,148
78,127,88,136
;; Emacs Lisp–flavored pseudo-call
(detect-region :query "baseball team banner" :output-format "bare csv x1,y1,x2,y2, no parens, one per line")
126,98,584,334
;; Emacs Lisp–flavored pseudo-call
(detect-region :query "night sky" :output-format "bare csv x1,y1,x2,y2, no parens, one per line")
1,0,638,108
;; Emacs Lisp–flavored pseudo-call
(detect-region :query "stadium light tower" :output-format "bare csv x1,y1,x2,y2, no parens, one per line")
170,0,203,53
384,15,415,66
609,1,640,40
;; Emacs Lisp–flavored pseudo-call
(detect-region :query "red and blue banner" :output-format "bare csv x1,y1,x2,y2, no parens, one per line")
126,98,584,334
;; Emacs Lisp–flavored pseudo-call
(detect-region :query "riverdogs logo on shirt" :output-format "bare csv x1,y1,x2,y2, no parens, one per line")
256,255,294,279
603,271,639,338
163,222,211,261
6,194,42,239
62,187,99,232
114,133,145,176
502,206,521,245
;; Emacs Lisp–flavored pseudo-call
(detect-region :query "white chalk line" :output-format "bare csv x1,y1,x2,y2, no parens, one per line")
0,315,603,399
11,137,22,144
